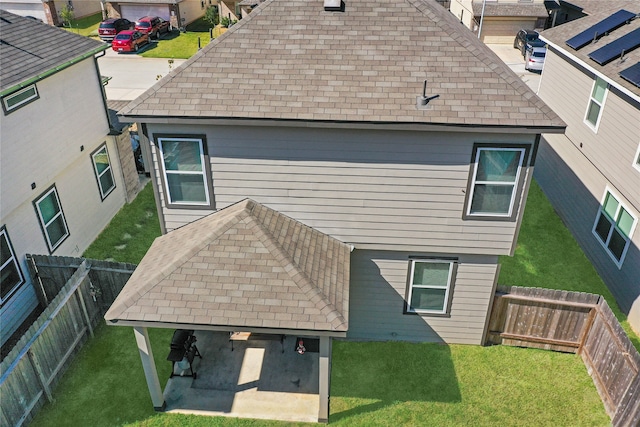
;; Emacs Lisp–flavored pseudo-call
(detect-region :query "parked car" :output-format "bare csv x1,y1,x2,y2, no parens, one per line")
134,16,171,38
112,30,149,53
525,46,546,72
514,29,545,56
99,18,132,41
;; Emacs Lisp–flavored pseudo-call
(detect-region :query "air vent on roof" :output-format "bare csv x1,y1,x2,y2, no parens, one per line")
565,9,635,50
619,62,640,87
588,28,640,65
324,0,344,12
416,80,439,110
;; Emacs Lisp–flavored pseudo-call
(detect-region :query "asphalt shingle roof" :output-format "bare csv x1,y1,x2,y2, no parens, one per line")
105,199,351,333
0,10,107,92
120,0,565,129
472,2,549,17
540,4,640,96
559,0,640,15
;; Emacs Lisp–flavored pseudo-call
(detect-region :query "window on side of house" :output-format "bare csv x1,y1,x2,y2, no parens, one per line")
34,186,70,253
585,77,607,130
405,259,456,315
1,226,25,306
158,136,211,207
465,145,527,219
592,190,637,267
2,84,39,114
91,143,116,200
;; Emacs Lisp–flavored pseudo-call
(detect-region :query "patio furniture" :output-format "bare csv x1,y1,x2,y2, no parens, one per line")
229,332,285,353
167,329,202,378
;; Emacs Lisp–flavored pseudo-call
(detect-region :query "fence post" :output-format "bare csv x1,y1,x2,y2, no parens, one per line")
75,282,94,338
27,350,53,403
577,304,598,353
26,255,49,308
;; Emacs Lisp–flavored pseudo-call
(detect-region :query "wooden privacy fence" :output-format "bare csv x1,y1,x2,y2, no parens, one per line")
487,286,640,427
0,255,135,427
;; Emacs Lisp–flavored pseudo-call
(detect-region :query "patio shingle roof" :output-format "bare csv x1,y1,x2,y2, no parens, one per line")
105,199,350,333
119,0,565,130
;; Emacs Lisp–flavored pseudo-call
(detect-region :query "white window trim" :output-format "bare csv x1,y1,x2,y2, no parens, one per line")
91,144,116,200
406,259,455,315
584,77,608,132
158,137,211,206
633,143,640,172
0,227,25,305
2,84,39,113
466,147,526,218
591,188,637,268
35,186,70,252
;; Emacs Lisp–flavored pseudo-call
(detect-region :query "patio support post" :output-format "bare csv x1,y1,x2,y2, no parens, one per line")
133,327,166,411
318,336,331,423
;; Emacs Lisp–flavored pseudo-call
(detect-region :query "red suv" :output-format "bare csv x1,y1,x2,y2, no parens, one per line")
98,18,132,41
134,16,170,39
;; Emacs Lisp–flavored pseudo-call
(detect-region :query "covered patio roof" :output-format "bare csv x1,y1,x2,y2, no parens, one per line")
105,198,351,335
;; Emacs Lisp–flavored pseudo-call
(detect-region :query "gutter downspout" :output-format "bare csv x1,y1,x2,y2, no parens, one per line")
0,44,109,97
477,0,487,39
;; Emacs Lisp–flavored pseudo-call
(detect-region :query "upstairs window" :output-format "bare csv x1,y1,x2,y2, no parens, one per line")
405,259,456,315
1,226,24,306
585,77,607,130
592,190,636,267
34,186,70,253
2,84,39,114
465,146,527,219
157,136,212,207
91,144,116,200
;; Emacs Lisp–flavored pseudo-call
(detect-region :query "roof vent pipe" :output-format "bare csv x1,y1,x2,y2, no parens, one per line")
417,79,440,109
324,0,344,12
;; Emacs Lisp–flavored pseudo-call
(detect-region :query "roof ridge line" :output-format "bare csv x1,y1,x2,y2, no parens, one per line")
244,203,348,331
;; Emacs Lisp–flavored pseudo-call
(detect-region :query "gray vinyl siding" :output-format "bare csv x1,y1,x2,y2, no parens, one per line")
538,47,640,208
347,249,498,344
147,124,536,256
0,280,38,345
536,134,640,315
536,47,640,322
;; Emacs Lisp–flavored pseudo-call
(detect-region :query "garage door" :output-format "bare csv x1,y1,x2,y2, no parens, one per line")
120,4,170,22
480,18,536,44
2,3,46,21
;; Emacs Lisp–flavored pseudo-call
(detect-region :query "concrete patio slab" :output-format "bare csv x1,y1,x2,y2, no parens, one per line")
162,331,320,423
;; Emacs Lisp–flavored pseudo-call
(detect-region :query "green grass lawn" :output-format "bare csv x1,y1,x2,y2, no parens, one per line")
140,18,224,59
63,12,103,38
27,177,618,426
499,180,640,351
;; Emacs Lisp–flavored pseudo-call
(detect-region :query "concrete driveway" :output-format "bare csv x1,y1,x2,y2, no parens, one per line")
98,45,187,101
486,43,542,93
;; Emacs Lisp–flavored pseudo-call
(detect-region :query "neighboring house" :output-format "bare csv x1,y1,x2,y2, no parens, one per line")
1,0,103,26
106,0,207,29
0,11,140,347
450,0,549,42
547,0,640,27
108,0,564,419
535,7,640,332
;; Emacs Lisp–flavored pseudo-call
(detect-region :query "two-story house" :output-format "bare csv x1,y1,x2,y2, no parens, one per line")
1,0,102,26
534,7,640,332
449,0,549,42
105,0,565,418
0,11,140,348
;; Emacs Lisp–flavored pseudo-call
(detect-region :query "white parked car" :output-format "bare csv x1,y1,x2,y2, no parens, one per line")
525,47,546,72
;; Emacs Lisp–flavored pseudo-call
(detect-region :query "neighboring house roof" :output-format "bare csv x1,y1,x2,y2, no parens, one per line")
0,10,108,95
540,6,640,98
120,0,565,131
107,0,181,4
105,199,351,333
558,0,639,15
107,100,134,131
472,2,549,17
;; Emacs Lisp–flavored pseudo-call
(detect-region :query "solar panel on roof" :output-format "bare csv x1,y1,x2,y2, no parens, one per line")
619,62,640,87
565,9,636,50
588,28,640,65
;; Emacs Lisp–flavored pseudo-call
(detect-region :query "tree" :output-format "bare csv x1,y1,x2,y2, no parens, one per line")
203,6,219,26
59,4,75,28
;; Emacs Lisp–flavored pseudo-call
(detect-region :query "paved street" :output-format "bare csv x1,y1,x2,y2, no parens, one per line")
98,46,186,101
